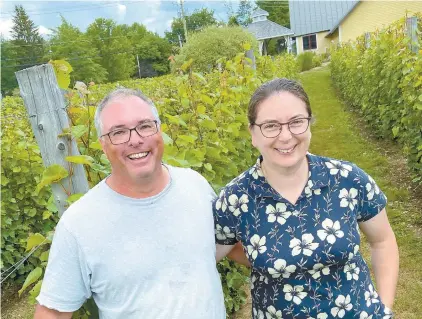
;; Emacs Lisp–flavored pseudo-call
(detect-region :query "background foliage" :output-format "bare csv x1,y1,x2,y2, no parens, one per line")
172,26,258,73
1,52,299,316
330,14,422,183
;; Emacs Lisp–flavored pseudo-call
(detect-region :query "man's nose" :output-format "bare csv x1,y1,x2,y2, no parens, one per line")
128,128,144,145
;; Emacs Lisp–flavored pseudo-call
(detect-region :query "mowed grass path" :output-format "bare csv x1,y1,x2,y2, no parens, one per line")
302,67,422,318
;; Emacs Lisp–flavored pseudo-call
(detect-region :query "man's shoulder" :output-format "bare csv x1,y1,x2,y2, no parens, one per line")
168,165,210,186
59,180,108,228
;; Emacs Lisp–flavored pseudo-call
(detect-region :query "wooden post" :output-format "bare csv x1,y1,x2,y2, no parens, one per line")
406,16,419,54
245,49,256,70
365,32,371,48
15,64,90,216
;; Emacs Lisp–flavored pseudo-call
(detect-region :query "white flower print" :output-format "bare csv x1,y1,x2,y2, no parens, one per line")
360,311,373,319
383,307,393,319
265,203,292,225
289,233,319,256
249,165,264,179
317,218,345,244
308,314,329,319
325,160,353,177
339,188,358,210
250,274,257,290
265,305,283,319
215,224,235,241
215,191,227,212
268,259,297,279
364,284,379,307
228,193,249,216
365,175,380,200
253,307,265,319
330,294,353,318
259,275,269,284
348,244,360,260
283,284,307,305
344,262,360,281
308,263,330,279
247,234,267,260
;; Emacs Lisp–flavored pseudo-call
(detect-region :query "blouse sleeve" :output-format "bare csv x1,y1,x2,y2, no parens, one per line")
354,165,388,223
213,188,239,245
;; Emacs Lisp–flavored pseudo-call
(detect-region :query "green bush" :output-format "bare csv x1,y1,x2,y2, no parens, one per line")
296,51,315,71
172,26,258,73
1,97,58,283
330,14,422,183
312,53,324,67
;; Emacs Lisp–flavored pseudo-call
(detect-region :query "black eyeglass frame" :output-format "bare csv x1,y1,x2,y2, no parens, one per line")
252,117,313,138
100,120,159,145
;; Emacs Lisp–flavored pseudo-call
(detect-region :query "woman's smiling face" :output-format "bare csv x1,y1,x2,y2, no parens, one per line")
250,91,312,172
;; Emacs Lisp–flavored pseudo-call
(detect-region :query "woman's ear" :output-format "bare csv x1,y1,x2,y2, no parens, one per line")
249,124,257,148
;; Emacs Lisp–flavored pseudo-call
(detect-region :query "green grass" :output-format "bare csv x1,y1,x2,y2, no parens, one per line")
300,67,422,319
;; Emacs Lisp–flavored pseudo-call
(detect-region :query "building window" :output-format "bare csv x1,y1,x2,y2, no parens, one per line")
303,34,317,50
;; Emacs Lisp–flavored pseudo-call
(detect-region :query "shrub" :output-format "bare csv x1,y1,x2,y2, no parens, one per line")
296,51,315,71
172,26,258,73
330,14,422,183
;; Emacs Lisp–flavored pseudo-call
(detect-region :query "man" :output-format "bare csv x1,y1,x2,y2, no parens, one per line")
34,88,226,319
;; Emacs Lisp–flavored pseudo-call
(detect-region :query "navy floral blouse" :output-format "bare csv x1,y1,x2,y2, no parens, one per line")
214,154,393,319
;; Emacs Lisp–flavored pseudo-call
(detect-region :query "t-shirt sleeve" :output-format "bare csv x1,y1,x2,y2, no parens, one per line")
37,221,92,312
355,166,388,223
213,189,238,245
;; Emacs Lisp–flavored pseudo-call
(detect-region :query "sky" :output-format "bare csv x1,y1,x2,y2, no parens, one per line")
0,0,241,39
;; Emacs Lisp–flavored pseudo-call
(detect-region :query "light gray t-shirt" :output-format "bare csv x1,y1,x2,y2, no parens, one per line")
37,165,226,319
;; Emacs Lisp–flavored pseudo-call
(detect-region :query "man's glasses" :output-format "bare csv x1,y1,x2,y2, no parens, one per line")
252,117,312,138
101,120,158,145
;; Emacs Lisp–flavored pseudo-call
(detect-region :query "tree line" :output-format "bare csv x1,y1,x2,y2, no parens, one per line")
1,1,289,96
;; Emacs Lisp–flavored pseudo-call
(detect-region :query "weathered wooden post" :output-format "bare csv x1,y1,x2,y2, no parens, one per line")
245,49,256,70
365,32,371,49
15,64,90,216
406,16,419,54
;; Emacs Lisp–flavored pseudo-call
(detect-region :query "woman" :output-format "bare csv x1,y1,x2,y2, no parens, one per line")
215,78,398,319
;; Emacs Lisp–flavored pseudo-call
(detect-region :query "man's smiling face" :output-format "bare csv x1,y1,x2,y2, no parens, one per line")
99,95,164,182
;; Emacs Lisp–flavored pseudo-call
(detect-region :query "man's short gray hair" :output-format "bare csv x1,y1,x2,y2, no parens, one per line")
94,88,161,137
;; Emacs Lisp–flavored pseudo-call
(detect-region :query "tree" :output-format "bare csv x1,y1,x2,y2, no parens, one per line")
172,26,258,73
255,0,290,27
236,0,255,27
1,39,19,95
165,8,218,45
10,5,45,68
86,18,135,82
127,23,172,77
49,17,108,84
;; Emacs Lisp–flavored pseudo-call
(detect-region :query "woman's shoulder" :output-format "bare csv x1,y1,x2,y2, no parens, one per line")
309,153,377,188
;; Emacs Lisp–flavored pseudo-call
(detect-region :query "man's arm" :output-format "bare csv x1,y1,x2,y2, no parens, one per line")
34,304,72,319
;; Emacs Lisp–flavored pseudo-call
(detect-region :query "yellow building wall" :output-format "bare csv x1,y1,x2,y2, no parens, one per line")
340,1,422,42
296,31,336,55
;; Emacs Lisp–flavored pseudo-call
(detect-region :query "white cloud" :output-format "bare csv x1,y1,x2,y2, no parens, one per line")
143,18,156,26
38,25,53,37
0,18,13,39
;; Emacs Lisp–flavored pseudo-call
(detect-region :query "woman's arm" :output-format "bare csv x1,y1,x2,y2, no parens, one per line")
359,208,399,309
226,241,251,267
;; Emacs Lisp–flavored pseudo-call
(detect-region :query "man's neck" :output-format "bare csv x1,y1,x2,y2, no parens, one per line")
106,165,170,199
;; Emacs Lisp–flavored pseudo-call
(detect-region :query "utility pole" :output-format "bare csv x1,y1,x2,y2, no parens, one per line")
180,0,188,42
136,54,141,78
178,34,183,48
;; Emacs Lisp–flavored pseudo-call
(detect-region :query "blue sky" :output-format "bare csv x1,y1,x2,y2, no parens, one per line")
0,0,241,39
